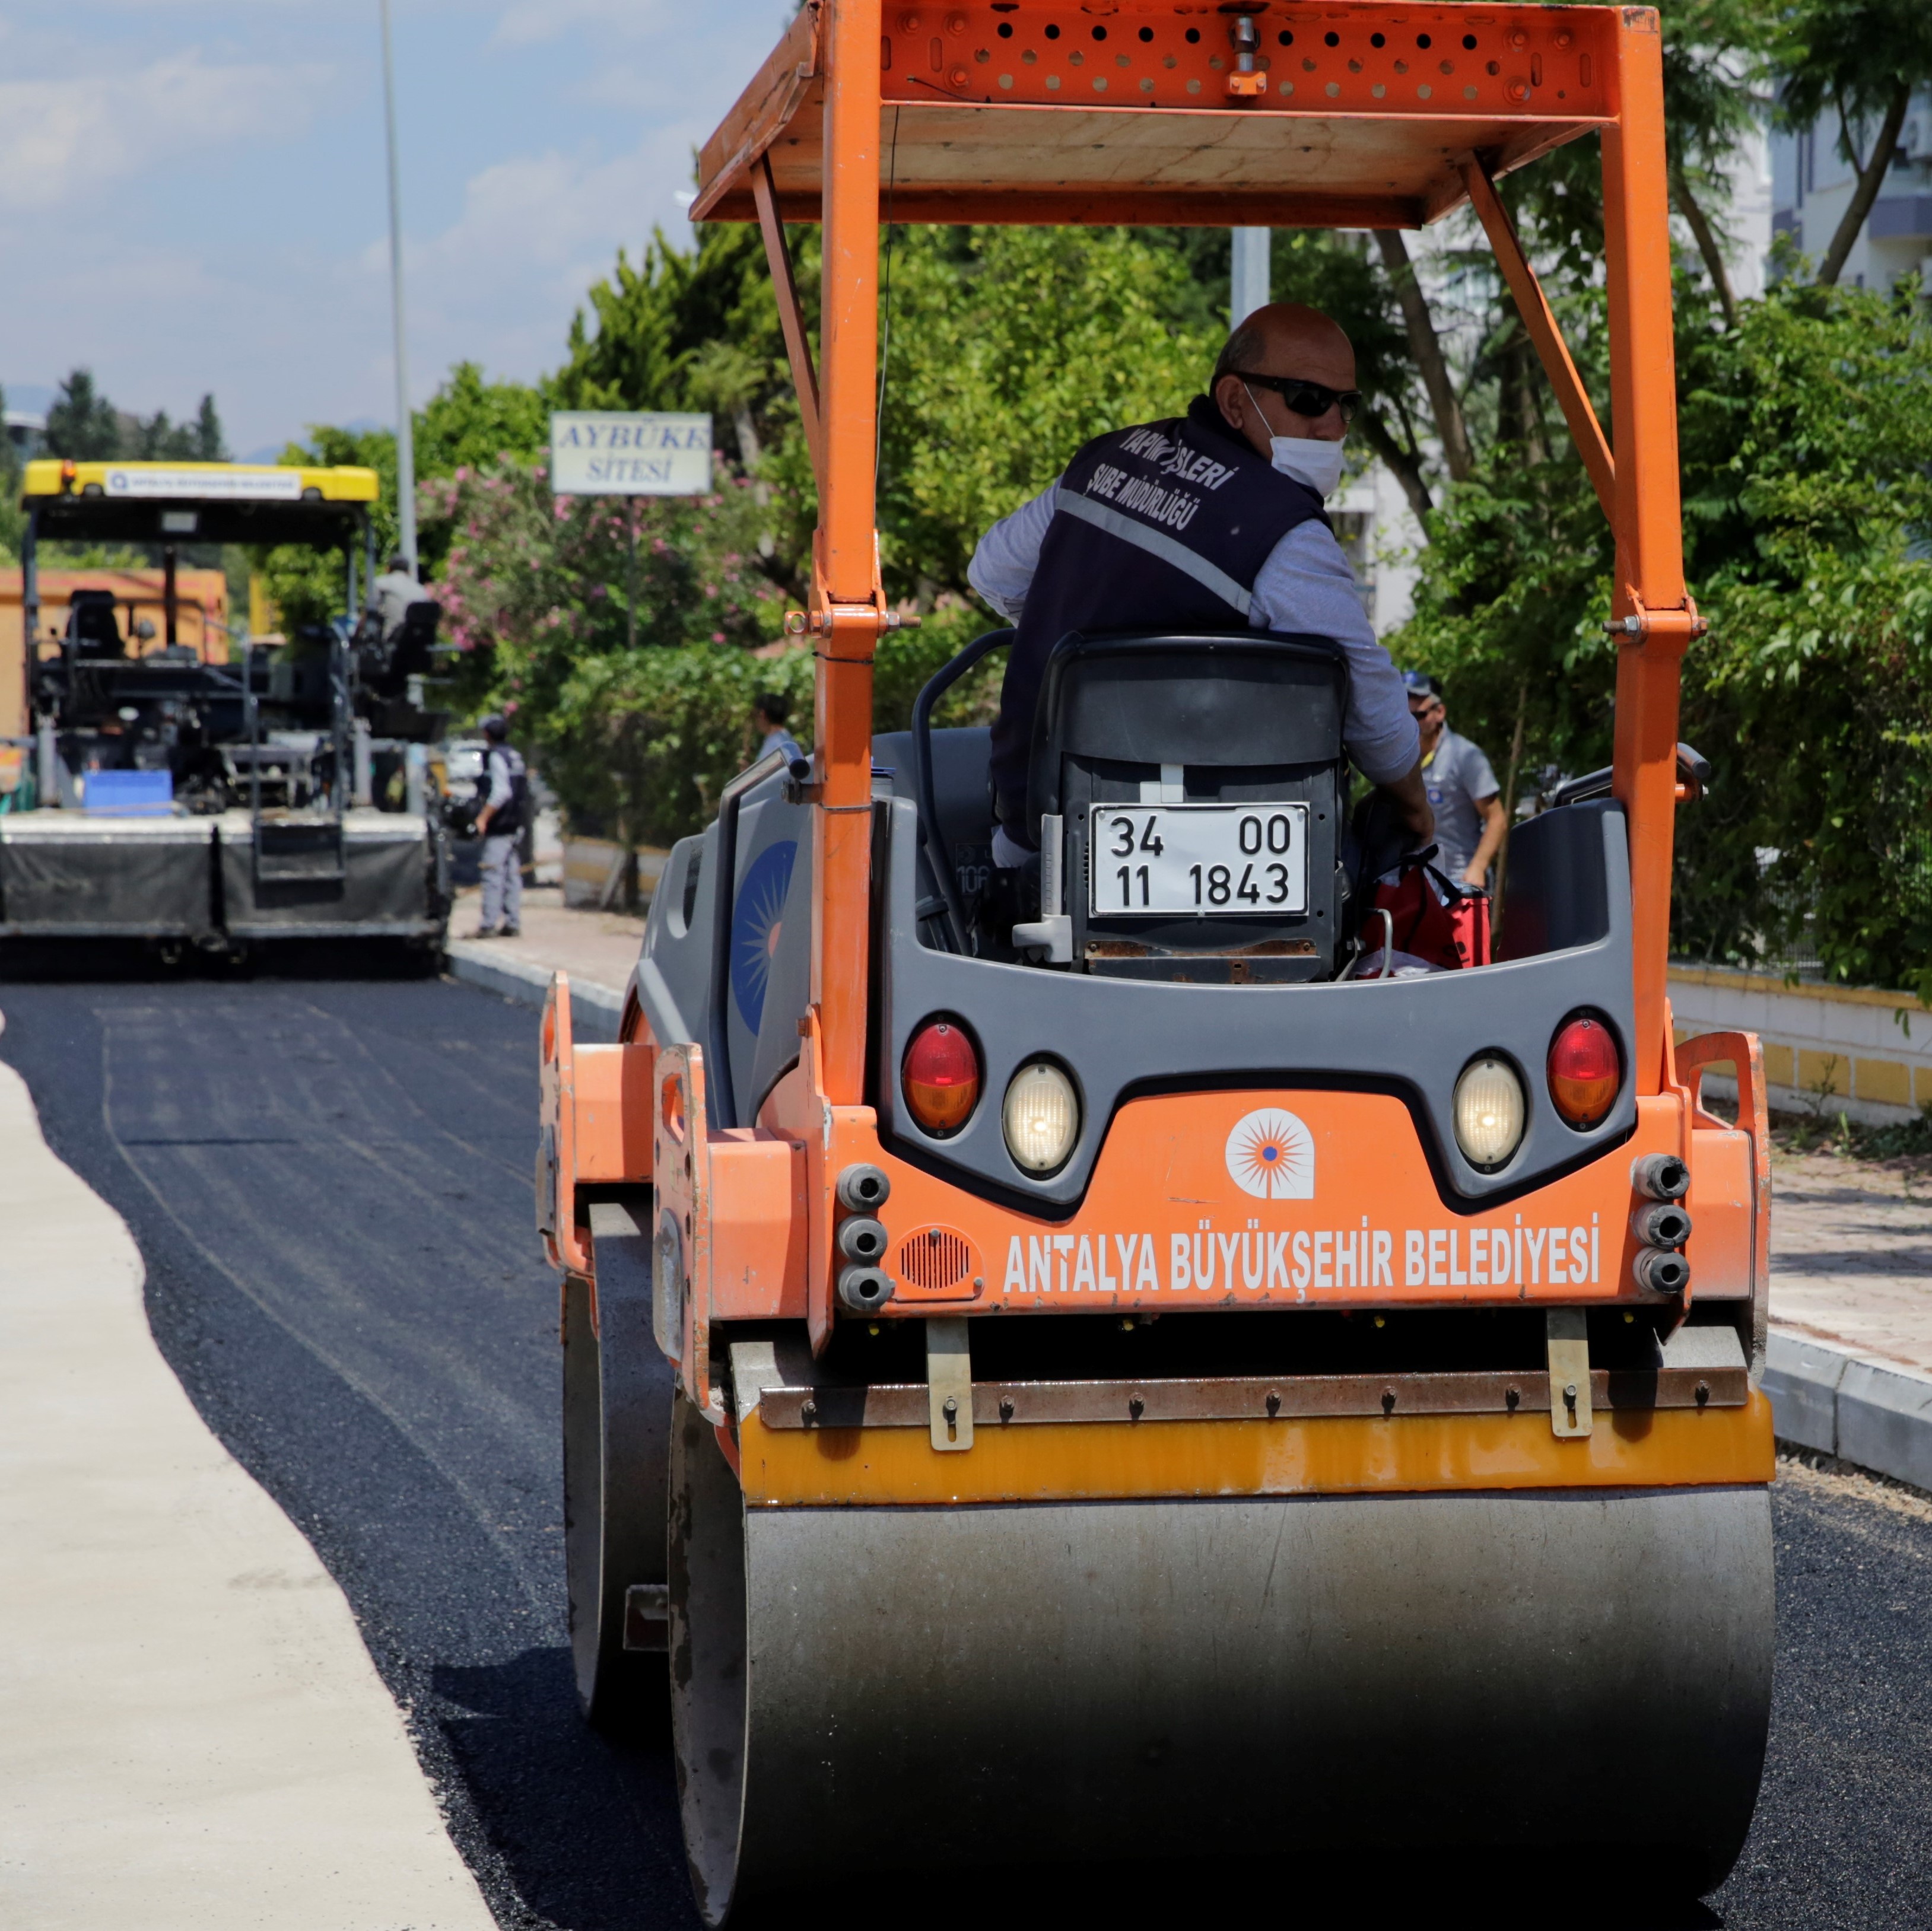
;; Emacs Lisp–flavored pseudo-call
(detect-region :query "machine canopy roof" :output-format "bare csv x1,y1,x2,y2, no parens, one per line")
21,460,379,549
695,1,1619,230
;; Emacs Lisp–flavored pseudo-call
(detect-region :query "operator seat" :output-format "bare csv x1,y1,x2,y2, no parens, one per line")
1025,629,1350,982
65,590,126,659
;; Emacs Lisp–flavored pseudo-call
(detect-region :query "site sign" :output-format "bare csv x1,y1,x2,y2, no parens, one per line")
549,412,713,495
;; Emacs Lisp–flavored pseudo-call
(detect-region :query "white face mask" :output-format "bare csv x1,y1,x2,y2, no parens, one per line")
1243,383,1348,498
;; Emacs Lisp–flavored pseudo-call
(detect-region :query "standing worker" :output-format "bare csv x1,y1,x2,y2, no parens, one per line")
968,301,1431,867
1403,672,1507,887
471,714,528,939
752,691,803,766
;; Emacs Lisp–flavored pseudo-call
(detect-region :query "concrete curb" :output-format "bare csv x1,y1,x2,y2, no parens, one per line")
0,1060,495,1929
444,940,624,1041
1766,1329,1932,1493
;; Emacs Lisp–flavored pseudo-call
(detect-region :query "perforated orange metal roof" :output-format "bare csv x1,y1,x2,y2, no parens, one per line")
694,2,1621,227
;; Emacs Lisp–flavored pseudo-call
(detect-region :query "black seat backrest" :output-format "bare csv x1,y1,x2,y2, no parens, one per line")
873,726,996,939
1027,629,1349,982
66,590,125,658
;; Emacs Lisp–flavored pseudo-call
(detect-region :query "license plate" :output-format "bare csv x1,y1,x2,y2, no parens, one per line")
1087,804,1309,917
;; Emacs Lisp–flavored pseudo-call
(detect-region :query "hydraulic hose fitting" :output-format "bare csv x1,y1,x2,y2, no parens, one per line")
1631,1247,1692,1295
1631,1201,1693,1250
1630,1151,1690,1202
836,1215,889,1265
837,1163,891,1212
837,1264,894,1314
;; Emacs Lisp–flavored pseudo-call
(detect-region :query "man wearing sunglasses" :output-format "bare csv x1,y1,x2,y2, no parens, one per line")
971,301,1430,870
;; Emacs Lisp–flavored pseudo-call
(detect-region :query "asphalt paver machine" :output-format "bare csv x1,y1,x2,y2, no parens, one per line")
9,459,448,956
539,5,1774,1916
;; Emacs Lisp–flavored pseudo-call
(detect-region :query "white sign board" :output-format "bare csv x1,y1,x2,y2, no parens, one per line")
106,466,303,500
549,412,713,496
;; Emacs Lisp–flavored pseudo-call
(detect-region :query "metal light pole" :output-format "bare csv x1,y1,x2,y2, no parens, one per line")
1230,227,1271,328
380,0,418,577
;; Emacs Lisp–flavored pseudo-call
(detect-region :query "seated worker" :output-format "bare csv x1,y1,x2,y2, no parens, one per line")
368,553,423,644
968,301,1430,869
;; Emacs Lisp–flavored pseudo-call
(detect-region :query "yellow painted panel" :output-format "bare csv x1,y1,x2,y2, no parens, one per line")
1855,1057,1912,1108
738,1391,1777,1506
1797,1049,1849,1098
1761,1042,1795,1088
1920,1065,1932,1108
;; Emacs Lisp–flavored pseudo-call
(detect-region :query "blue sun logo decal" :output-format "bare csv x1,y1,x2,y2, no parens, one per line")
1225,1108,1315,1200
730,839,797,1036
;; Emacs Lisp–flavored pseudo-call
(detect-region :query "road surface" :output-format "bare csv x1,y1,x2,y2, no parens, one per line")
2,973,1927,1930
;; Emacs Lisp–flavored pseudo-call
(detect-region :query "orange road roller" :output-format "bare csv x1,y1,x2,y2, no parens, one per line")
539,5,1774,1919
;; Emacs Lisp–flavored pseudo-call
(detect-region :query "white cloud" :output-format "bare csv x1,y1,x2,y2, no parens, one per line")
0,52,326,211
490,0,682,50
397,122,714,382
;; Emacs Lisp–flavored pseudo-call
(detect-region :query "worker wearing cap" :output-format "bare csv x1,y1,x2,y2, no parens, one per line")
968,301,1430,869
1404,673,1507,888
472,714,528,939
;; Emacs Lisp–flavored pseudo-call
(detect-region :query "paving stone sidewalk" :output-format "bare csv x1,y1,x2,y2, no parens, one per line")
1770,1146,1932,1379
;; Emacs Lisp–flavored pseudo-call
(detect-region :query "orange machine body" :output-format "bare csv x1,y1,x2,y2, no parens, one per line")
541,1,1763,1508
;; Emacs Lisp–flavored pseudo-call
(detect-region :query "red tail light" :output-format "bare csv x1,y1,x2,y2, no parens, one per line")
903,1020,980,1134
1548,1015,1620,1128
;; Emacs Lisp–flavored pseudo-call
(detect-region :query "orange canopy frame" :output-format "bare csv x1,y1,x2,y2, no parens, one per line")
694,0,1693,1110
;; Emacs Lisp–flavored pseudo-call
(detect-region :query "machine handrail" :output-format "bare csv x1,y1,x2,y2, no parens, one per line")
706,745,795,1132
910,627,1013,955
1550,742,1711,809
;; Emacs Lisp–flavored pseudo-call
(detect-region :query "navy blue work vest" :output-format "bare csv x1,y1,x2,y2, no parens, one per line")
990,394,1330,836
482,742,529,836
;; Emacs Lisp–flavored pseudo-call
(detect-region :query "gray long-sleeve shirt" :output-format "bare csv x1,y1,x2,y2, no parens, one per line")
967,478,1419,786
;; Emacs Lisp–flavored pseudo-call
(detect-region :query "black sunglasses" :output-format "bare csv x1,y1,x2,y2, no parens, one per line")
1234,371,1361,425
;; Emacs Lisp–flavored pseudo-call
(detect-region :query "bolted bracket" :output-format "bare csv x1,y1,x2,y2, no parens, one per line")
1546,1308,1593,1439
926,1316,975,1453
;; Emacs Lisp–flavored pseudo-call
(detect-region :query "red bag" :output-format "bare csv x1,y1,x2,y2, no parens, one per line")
1366,863,1491,972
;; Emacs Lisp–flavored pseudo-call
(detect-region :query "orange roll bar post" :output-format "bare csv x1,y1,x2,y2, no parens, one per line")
812,0,885,1108
1602,6,1691,1096
1460,156,1616,522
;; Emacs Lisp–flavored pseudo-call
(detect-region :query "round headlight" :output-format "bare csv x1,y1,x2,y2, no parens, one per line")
1002,1060,1080,1174
1454,1055,1526,1169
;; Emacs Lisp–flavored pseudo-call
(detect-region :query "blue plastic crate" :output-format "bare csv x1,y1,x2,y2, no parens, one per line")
82,770,174,816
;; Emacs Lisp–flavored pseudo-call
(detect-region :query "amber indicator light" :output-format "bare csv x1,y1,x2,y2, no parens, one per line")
1548,1016,1620,1128
903,1021,981,1134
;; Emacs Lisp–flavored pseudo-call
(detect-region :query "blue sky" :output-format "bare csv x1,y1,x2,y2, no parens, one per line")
0,1,794,456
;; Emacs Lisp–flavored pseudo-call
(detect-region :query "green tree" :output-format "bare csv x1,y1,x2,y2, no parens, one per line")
415,362,547,476
259,423,399,631
875,225,1218,596
1774,0,1932,285
1400,271,1932,990
44,369,122,460
192,394,227,462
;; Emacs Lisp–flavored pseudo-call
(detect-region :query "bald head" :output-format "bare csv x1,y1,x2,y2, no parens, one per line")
1211,301,1357,455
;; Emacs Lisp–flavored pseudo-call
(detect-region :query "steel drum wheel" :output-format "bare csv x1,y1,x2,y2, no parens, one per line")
561,1206,673,1730
671,1390,1774,1926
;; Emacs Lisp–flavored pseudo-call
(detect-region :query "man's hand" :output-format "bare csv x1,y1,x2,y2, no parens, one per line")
1383,760,1434,845
1459,863,1488,887
474,807,494,839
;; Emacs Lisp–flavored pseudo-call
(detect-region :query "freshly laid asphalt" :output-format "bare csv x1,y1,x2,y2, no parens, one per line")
2,971,1930,1930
